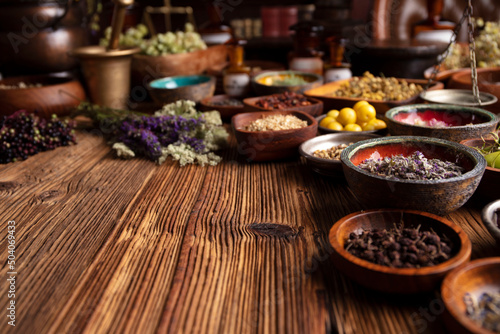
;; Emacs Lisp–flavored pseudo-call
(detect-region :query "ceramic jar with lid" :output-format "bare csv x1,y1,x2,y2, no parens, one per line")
223,39,251,98
288,21,324,75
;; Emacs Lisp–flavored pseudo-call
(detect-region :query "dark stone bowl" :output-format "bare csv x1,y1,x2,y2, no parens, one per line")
340,136,487,215
385,104,499,142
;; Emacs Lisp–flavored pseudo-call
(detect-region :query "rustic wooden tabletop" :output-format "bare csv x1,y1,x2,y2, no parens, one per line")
0,129,497,334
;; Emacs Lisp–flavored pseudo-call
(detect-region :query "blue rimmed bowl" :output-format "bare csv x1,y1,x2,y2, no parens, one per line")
385,104,499,142
148,74,215,106
340,136,487,215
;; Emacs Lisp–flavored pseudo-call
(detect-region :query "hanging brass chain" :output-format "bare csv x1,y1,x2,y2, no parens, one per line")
425,7,469,90
467,0,481,104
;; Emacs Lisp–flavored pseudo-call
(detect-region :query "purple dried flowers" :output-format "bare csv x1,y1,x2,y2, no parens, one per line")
358,151,464,180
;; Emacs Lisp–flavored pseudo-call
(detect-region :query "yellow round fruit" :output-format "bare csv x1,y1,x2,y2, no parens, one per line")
356,104,377,123
337,107,357,126
353,100,370,112
326,109,340,119
362,118,387,131
319,116,336,128
326,121,343,131
344,124,363,132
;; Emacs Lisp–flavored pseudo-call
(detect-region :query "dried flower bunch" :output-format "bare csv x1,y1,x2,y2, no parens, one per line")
75,100,228,167
464,291,500,332
345,223,454,268
357,151,464,180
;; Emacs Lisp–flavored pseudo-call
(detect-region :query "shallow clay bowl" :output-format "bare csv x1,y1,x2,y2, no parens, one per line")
251,71,323,96
385,104,499,142
243,94,324,117
481,200,500,245
199,94,245,121
0,74,85,118
299,133,380,177
304,78,443,119
148,75,215,106
441,257,500,334
232,110,318,162
449,67,500,114
460,137,500,201
340,136,487,215
329,209,471,294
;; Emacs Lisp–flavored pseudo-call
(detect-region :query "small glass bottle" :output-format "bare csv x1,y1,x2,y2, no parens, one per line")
324,36,352,83
223,39,251,98
288,21,324,75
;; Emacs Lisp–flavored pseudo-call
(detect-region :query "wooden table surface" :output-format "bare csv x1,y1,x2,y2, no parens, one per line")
0,128,498,334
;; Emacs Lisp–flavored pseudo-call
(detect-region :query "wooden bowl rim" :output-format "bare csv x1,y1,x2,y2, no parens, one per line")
0,75,81,91
329,209,472,277
441,257,500,334
303,78,443,105
340,136,487,184
242,94,323,111
385,103,499,129
231,110,318,134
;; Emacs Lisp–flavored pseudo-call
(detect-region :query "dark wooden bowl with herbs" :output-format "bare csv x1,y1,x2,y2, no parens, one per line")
385,104,499,142
329,209,471,294
231,110,318,162
460,135,500,202
199,94,245,120
243,92,324,117
441,257,500,334
481,200,500,245
340,136,487,216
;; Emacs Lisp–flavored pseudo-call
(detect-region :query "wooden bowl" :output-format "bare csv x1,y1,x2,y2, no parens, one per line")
299,133,380,177
148,75,215,106
131,45,228,87
199,94,245,121
304,78,444,118
385,104,499,142
232,110,318,162
449,68,500,114
482,200,500,245
0,74,85,118
243,94,324,117
329,209,472,294
442,257,500,334
460,137,500,201
340,136,487,215
251,71,323,96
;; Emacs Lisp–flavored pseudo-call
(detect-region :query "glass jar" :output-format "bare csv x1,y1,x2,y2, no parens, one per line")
288,21,324,75
223,39,251,98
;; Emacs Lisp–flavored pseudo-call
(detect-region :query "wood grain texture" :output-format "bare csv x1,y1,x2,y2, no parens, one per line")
0,129,497,334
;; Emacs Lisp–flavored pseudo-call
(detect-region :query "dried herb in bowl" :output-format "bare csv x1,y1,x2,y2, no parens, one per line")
464,290,500,333
345,223,454,268
357,151,464,180
255,92,311,110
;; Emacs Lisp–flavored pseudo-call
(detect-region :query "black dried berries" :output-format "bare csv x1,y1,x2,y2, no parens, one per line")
345,224,454,268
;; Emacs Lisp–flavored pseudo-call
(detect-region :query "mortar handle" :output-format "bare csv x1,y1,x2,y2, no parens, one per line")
108,0,135,51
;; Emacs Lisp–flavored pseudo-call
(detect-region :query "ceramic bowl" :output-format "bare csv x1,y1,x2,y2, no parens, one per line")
340,136,487,215
148,75,215,106
131,44,228,87
460,137,500,201
449,67,500,114
243,94,324,117
442,257,500,334
251,71,323,96
0,74,86,118
232,110,318,162
304,78,443,118
481,200,500,244
199,94,245,121
316,114,388,136
299,133,380,177
385,104,499,142
329,209,472,294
